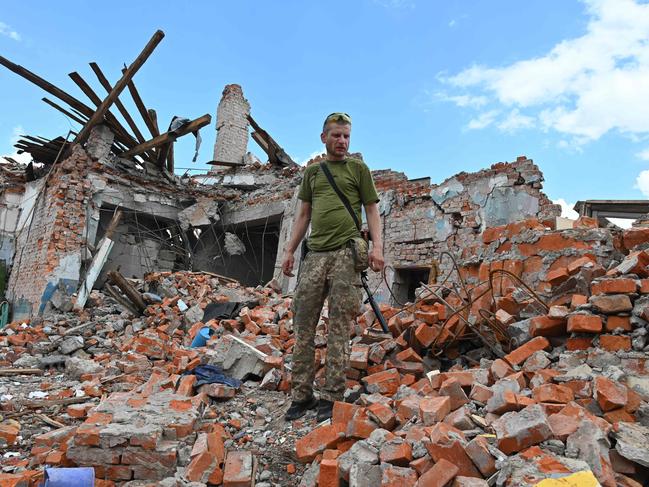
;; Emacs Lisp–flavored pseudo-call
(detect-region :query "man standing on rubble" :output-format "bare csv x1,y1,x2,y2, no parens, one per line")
281,112,384,421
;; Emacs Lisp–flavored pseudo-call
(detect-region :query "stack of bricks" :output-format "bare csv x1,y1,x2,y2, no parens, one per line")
63,383,203,482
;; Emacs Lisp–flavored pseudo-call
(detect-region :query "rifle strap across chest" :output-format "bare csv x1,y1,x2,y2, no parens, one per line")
319,162,361,231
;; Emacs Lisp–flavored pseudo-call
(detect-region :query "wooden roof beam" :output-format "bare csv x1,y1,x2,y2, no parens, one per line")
119,114,211,158
73,30,165,146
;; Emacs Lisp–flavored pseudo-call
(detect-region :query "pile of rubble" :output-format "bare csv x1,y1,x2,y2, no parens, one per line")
2,222,649,486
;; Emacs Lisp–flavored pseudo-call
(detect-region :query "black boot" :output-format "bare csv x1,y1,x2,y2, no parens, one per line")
284,396,318,421
317,399,334,422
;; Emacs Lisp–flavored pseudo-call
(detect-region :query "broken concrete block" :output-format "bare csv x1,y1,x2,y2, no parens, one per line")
614,422,649,467
65,356,102,379
206,334,267,380
184,304,204,327
59,335,84,355
224,232,246,256
565,420,615,487
492,404,553,454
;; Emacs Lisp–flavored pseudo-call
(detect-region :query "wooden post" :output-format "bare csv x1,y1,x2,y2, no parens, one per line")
73,30,165,146
107,270,146,313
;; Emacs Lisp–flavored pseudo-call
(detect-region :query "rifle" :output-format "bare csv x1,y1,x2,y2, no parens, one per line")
360,271,389,334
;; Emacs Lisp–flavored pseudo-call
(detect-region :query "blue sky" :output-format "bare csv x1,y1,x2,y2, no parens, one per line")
2,0,649,216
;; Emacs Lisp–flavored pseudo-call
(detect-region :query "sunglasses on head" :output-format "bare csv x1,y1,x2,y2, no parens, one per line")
324,112,352,126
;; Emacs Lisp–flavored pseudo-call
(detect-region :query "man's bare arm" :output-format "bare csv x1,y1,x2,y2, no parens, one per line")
281,201,312,277
365,202,385,272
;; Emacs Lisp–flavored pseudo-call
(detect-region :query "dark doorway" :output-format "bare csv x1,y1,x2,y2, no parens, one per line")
392,267,431,305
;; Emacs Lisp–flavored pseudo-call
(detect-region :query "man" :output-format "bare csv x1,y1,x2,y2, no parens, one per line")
281,112,384,421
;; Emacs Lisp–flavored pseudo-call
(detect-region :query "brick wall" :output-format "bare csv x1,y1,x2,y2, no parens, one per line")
7,145,93,318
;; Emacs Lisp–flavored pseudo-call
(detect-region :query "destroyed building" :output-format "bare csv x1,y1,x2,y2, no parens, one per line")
0,32,566,324
4,29,649,487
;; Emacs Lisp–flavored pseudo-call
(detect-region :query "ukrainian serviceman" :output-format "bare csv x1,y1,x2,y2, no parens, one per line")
282,113,384,421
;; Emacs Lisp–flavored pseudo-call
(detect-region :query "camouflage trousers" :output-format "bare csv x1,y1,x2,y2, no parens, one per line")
291,246,362,402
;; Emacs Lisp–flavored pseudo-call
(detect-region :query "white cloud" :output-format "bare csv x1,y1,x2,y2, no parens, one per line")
636,148,649,160
441,0,649,142
0,22,21,41
467,110,499,130
635,169,649,196
448,19,457,28
553,198,580,220
497,109,535,132
434,92,488,108
1,126,32,165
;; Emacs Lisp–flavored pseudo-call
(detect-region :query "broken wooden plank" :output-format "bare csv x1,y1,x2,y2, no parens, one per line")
75,210,122,311
35,413,66,429
73,30,165,146
22,397,90,409
104,283,139,315
107,270,147,313
119,114,211,158
0,368,44,376
88,62,148,145
68,71,140,149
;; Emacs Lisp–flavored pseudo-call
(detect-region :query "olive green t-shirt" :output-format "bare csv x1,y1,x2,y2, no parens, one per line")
298,157,379,251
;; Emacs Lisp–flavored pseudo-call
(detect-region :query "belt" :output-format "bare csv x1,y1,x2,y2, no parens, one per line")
309,241,352,253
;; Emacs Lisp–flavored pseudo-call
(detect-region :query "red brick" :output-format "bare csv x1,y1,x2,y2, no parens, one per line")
350,344,369,370
295,424,345,462
595,376,628,412
416,457,459,487
362,368,401,396
490,359,514,380
380,439,413,466
567,314,602,333
469,383,493,404
465,436,496,477
504,337,550,366
622,228,649,250
176,375,196,396
367,402,396,430
409,455,434,476
416,310,439,325
439,377,469,410
332,401,360,426
600,335,632,352
606,316,632,332
547,268,569,286
566,336,593,351
426,423,481,478
532,384,574,404
396,348,423,363
570,294,588,308
347,408,378,439
592,278,637,295
419,396,451,425
223,450,254,487
380,464,418,486
529,315,567,337
318,458,340,487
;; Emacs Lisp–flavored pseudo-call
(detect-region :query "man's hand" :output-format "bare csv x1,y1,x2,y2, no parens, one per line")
282,251,296,277
369,247,384,273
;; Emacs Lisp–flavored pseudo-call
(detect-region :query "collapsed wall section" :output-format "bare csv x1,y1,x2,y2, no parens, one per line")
371,157,563,303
